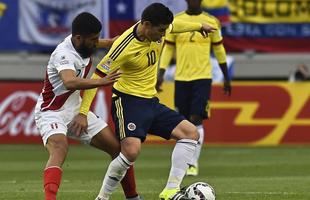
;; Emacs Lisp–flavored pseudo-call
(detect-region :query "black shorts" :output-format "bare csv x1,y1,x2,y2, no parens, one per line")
174,79,212,120
111,89,185,142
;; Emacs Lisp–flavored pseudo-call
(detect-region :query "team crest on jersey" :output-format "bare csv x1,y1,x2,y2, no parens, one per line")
127,123,136,131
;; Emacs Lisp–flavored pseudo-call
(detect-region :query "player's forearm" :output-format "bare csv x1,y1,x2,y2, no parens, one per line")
212,43,227,64
219,63,230,82
158,68,166,79
63,77,103,90
79,74,101,115
97,38,114,48
80,87,98,115
171,19,202,33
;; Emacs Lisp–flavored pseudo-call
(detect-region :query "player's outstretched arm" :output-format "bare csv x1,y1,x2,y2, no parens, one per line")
157,41,175,92
97,36,119,48
59,69,121,90
170,19,216,35
212,43,232,96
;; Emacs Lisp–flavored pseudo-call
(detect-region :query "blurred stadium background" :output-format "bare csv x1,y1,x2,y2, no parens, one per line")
0,0,310,199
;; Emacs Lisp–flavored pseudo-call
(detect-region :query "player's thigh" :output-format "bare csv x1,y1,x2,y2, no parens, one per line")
149,101,185,140
35,110,68,146
174,81,191,119
111,95,153,142
190,79,212,119
69,111,108,145
90,125,120,158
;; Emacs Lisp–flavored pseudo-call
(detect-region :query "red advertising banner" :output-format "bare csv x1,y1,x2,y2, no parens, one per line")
1,81,310,145
0,81,113,144
156,82,310,145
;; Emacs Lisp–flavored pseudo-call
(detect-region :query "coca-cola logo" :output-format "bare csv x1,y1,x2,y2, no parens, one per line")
0,91,39,136
0,86,110,143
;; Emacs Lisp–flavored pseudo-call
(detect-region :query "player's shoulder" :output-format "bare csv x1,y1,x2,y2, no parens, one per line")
111,25,135,48
53,36,76,57
174,11,186,19
108,24,136,61
202,11,220,24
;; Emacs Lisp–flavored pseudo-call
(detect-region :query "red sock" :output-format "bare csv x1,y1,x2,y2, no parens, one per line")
121,165,138,198
44,166,62,200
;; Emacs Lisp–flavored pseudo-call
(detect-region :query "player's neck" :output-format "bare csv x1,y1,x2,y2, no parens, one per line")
186,9,202,15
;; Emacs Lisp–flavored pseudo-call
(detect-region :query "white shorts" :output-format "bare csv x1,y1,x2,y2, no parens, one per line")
35,109,107,146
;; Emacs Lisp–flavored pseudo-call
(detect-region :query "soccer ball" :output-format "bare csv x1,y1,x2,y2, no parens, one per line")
185,182,216,200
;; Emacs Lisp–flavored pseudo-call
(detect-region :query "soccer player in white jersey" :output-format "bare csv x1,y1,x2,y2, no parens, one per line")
34,12,141,200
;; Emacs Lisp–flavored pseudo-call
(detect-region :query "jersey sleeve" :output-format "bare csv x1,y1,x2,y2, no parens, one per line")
53,51,76,73
169,19,202,34
79,73,101,115
211,18,223,44
211,18,227,64
95,45,127,78
159,39,175,70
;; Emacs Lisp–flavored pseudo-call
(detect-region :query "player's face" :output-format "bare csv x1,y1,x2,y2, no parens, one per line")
77,33,100,58
146,24,169,42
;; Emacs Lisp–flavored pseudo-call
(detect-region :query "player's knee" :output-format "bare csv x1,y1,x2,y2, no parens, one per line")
173,121,199,141
185,125,199,141
47,136,68,155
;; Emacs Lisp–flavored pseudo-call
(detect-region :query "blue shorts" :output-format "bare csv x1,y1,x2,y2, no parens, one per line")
174,79,212,120
111,89,185,142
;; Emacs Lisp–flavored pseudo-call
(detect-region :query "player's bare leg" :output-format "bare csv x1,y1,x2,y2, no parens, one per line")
44,134,68,200
91,128,141,200
159,120,198,200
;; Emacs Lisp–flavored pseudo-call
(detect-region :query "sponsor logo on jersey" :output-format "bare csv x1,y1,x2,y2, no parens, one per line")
60,60,69,65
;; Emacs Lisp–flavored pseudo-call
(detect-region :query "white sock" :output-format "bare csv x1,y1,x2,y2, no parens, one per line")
190,125,204,167
166,139,197,189
97,153,133,199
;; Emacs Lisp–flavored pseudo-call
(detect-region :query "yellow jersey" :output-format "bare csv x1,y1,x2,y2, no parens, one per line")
79,20,205,115
160,11,224,81
97,24,163,98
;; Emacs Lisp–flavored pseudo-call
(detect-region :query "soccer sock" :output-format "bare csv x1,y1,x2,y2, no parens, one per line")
190,125,204,167
166,139,197,189
43,166,62,200
121,165,138,198
97,153,133,199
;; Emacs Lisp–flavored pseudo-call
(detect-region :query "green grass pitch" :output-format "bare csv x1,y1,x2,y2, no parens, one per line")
0,144,310,200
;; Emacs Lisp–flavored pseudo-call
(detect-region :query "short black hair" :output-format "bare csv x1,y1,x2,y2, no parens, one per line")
141,3,173,26
72,12,102,36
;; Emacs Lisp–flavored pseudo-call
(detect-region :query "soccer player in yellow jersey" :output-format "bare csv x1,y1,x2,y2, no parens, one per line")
157,0,232,177
73,3,216,200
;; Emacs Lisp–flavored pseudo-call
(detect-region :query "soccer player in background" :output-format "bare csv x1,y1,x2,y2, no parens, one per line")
156,0,232,176
74,3,216,200
34,12,141,200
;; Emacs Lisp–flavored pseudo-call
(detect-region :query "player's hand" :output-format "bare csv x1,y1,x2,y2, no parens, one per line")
200,23,216,37
223,80,232,96
100,68,122,86
68,113,88,137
